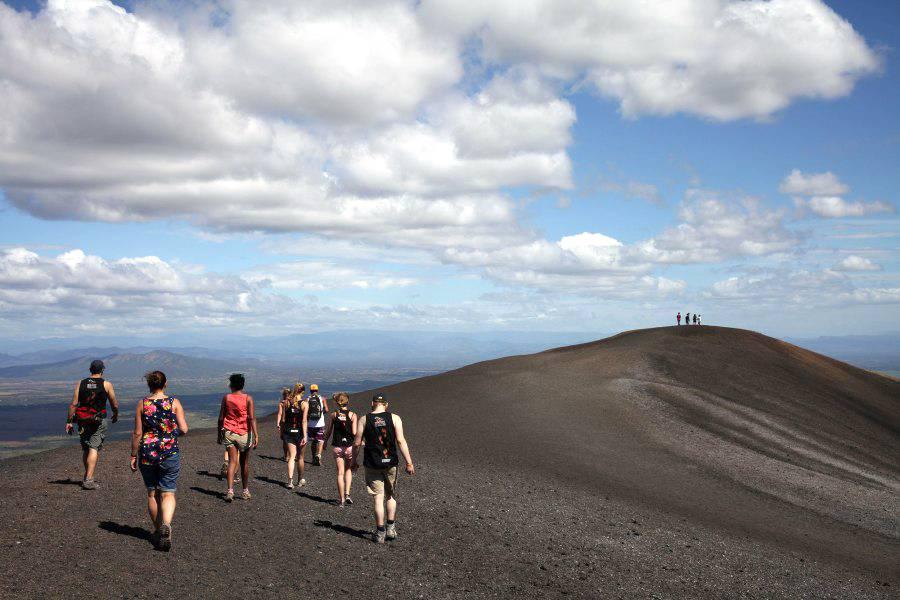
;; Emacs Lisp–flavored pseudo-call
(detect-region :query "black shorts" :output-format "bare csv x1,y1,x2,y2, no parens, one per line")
282,431,303,445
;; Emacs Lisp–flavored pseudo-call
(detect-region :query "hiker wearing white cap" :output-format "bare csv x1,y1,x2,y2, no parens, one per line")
65,359,119,490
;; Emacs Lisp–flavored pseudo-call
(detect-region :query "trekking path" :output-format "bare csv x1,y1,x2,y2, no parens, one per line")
1,326,898,599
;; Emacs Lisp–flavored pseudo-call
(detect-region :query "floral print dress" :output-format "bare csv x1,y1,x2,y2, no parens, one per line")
140,396,180,465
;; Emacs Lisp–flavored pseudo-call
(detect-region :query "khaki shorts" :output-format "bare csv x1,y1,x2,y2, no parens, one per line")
223,430,250,452
365,466,398,498
79,419,108,451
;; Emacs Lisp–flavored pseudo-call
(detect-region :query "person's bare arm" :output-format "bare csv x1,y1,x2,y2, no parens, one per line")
276,401,284,431
173,399,188,435
129,400,143,472
66,383,80,433
393,414,415,475
247,395,258,448
350,415,366,469
105,381,118,423
322,412,335,450
301,401,309,446
351,412,358,437
217,396,226,444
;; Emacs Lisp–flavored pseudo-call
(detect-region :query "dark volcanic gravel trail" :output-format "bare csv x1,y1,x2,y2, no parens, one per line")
1,327,898,599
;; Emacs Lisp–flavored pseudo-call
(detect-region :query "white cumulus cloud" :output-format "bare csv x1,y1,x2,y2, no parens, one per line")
832,255,881,272
780,169,894,218
421,0,879,121
630,191,799,264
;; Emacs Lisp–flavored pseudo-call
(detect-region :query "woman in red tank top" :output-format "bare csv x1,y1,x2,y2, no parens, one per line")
217,373,258,502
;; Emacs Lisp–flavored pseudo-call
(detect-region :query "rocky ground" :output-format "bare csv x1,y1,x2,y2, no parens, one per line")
1,327,897,599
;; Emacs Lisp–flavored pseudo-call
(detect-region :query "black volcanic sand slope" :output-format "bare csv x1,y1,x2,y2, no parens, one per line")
1,327,897,599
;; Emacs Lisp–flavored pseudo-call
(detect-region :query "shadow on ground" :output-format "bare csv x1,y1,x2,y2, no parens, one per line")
314,519,370,540
254,475,288,488
189,486,224,499
99,521,151,541
296,491,336,505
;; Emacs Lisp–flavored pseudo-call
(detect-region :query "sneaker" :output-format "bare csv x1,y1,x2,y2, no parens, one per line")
287,480,294,490
298,478,307,488
386,523,397,540
158,524,172,552
81,478,97,490
235,476,241,483
242,489,252,500
374,529,386,544
219,462,228,479
150,529,161,550
345,495,353,505
312,455,321,466
225,489,234,503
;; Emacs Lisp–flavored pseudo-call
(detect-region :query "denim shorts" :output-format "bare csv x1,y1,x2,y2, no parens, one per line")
139,453,181,493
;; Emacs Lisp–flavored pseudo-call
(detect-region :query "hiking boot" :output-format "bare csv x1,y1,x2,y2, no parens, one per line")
219,462,228,479
242,489,252,500
81,478,97,490
225,489,234,503
158,524,172,552
150,529,161,550
374,529,386,544
345,496,353,506
386,523,398,540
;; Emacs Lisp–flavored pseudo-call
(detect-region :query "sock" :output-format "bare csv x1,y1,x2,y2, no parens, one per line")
377,526,386,532
387,520,395,525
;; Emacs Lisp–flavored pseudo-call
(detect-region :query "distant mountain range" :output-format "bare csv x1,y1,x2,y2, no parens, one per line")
786,333,900,371
0,330,605,369
0,330,896,379
0,350,278,382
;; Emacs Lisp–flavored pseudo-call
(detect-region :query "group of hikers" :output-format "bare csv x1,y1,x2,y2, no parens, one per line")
66,360,415,551
676,311,701,326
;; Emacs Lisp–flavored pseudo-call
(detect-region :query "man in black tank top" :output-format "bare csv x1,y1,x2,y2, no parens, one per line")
351,394,415,544
65,360,119,490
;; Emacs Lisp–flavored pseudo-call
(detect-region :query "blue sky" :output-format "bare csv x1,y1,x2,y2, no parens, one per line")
0,0,897,341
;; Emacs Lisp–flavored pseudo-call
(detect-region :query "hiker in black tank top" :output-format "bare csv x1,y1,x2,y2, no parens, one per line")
362,410,399,469
350,394,415,544
323,393,357,506
277,384,307,489
65,359,119,490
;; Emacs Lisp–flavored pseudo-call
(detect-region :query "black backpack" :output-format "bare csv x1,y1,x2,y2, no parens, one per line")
308,394,323,421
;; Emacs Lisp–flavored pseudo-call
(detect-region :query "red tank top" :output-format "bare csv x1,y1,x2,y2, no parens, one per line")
222,393,249,434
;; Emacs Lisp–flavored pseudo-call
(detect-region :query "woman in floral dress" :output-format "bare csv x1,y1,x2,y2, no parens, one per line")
130,370,188,551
